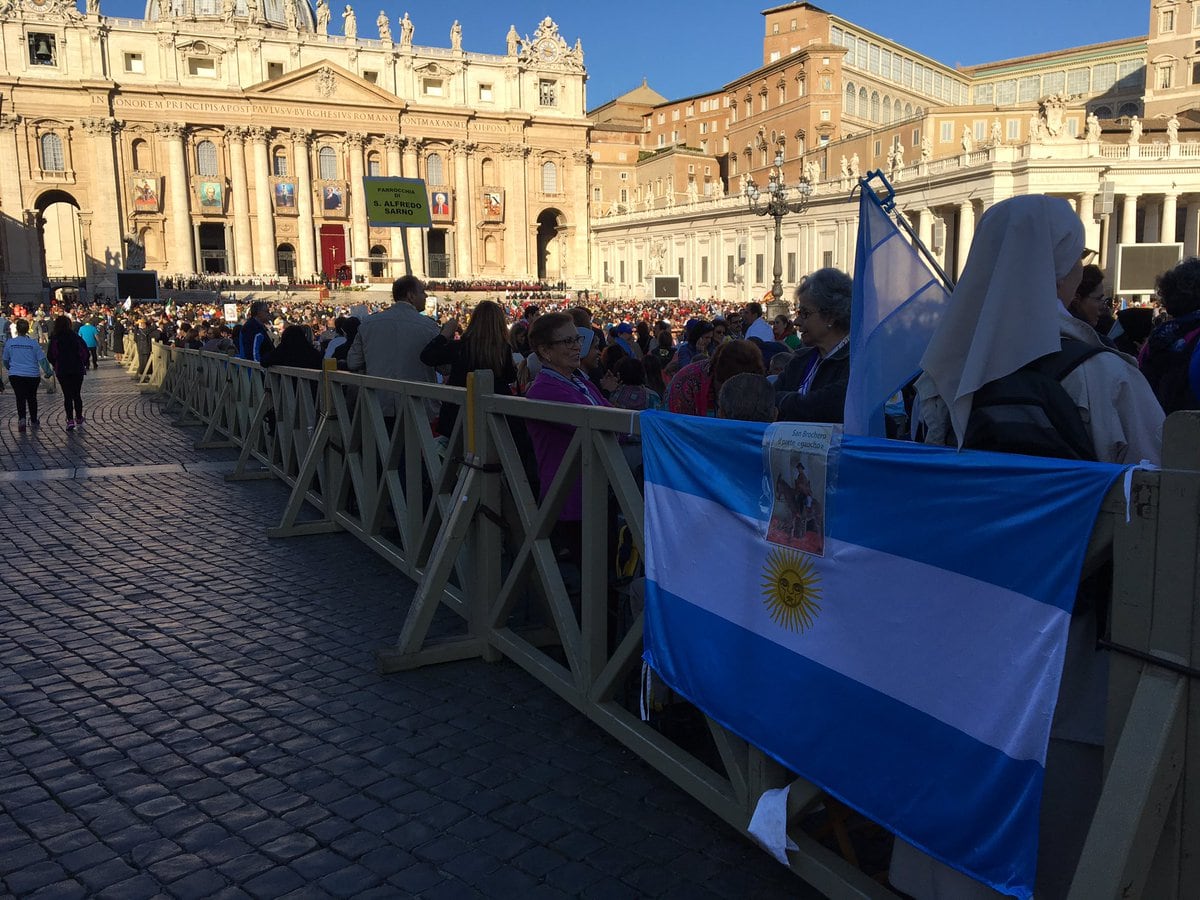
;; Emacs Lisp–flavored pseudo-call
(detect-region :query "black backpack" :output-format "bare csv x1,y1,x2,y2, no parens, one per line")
962,338,1107,461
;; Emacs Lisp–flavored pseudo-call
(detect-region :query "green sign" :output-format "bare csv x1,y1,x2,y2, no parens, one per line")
363,177,432,227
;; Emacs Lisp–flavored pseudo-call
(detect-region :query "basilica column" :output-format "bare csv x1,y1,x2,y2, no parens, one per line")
225,126,254,276
248,126,276,275
1120,193,1139,245
503,143,530,278
158,123,195,275
383,136,405,274
290,129,317,280
1161,191,1178,243
955,200,975,278
400,138,426,278
1184,199,1200,256
1143,197,1160,248
451,140,474,277
570,149,592,284
916,208,933,258
345,132,369,279
0,115,35,295
1076,192,1099,258
79,117,123,288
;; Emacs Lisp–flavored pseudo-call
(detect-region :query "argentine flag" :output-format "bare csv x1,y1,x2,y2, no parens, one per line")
641,412,1124,898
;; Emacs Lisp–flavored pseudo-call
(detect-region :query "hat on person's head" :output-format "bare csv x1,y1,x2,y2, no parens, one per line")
1116,306,1154,342
614,322,633,335
577,327,596,356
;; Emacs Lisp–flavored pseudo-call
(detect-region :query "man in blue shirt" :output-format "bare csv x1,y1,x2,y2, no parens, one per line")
77,319,99,370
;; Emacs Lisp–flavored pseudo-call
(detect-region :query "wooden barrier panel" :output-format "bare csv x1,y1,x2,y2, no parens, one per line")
150,348,1200,900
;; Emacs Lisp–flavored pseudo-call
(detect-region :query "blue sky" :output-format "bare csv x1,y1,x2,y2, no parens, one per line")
104,0,1149,108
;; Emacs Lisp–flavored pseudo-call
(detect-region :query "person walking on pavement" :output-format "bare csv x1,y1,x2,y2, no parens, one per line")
47,315,89,431
2,318,48,433
78,318,100,370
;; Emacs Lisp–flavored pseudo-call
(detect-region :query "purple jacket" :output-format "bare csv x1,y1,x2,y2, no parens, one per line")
524,369,610,521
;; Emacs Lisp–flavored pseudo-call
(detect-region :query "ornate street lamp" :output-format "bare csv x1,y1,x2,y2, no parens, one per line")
743,150,813,305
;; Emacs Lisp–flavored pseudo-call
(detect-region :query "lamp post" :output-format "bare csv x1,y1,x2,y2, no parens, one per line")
743,150,813,305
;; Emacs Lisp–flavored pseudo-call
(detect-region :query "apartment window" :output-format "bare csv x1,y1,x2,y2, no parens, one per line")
658,112,665,124
1195,5,1200,28
791,18,797,31
619,171,628,180
772,23,780,35
542,161,558,194
1067,67,1090,94
426,152,443,184
272,148,288,177
619,188,628,203
1157,64,1174,90
539,79,557,106
657,134,664,147
423,78,444,97
1007,119,1020,140
40,133,65,172
267,62,284,79
940,121,953,142
700,122,707,135
873,140,881,156
28,33,57,66
363,70,378,84
1162,10,1175,32
196,140,219,177
592,186,602,201
479,83,493,102
821,109,831,121
974,120,987,140
124,52,145,74
671,130,678,143
912,128,920,146
1194,61,1200,84
318,146,338,180
367,153,381,177
187,57,217,78
672,110,680,121
819,134,830,146
687,164,695,174
769,51,781,63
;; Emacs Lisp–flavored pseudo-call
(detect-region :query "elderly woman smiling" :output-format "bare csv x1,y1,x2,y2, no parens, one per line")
524,313,612,564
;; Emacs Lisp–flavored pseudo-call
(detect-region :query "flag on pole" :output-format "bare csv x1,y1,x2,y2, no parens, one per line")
641,411,1123,898
844,175,951,436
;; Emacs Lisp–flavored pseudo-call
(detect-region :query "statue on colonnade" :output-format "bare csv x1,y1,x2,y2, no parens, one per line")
342,4,356,39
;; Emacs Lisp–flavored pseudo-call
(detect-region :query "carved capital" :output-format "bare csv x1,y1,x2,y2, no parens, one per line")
0,113,21,130
500,143,528,159
81,116,119,136
571,149,591,165
225,124,250,143
382,134,403,151
157,31,175,48
156,122,187,140
344,131,366,150
288,127,312,145
450,140,475,158
246,125,270,143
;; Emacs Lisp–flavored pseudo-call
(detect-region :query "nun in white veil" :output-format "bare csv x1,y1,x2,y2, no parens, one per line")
916,194,1162,465
893,195,1163,900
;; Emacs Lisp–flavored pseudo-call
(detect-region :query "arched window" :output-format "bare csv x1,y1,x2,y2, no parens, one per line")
542,160,558,194
131,138,150,171
894,100,902,120
40,133,65,172
318,146,337,180
904,102,913,118
882,95,892,123
480,157,495,184
196,139,218,177
426,152,444,184
272,147,289,177
870,91,881,123
844,83,856,116
366,152,381,177
483,235,498,264
1093,106,1113,118
1118,102,1139,118
859,87,868,112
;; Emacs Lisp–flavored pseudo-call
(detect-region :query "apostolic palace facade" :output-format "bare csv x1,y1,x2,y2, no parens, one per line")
2,0,1199,306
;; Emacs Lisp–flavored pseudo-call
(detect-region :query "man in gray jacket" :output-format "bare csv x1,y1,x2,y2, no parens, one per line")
346,275,439,420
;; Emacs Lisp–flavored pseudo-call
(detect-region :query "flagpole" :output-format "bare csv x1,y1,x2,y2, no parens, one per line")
859,170,955,292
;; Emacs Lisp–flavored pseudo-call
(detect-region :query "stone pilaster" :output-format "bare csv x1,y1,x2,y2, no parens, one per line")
289,129,317,280
157,122,195,275
247,126,276,275
225,126,254,276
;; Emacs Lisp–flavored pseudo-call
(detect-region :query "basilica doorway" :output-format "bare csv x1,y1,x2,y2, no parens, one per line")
536,208,565,282
35,190,85,287
320,224,347,283
198,223,228,274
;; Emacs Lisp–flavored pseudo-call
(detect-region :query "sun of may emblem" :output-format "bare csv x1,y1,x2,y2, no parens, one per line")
761,547,822,632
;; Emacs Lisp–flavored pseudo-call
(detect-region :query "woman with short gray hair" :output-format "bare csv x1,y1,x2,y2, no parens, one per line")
773,267,853,422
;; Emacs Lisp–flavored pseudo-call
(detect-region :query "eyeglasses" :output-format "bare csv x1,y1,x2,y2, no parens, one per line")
547,335,583,347
795,307,816,320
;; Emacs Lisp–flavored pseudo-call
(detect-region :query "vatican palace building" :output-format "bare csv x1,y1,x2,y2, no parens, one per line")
1,0,1199,305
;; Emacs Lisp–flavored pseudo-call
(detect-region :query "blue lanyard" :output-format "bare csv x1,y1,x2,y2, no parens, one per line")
542,368,602,406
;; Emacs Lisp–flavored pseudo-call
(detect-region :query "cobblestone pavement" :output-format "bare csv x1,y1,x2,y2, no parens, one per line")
0,361,813,899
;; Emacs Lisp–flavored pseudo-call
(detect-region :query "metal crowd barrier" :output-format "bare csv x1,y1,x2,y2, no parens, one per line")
150,344,1200,900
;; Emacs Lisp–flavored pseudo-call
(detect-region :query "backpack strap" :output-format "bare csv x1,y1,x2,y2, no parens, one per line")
1028,337,1109,383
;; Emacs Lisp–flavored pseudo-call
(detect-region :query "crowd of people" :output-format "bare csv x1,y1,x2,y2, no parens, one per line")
3,192,1199,898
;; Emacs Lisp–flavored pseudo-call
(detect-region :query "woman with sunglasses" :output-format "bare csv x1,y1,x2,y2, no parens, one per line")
774,268,853,423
